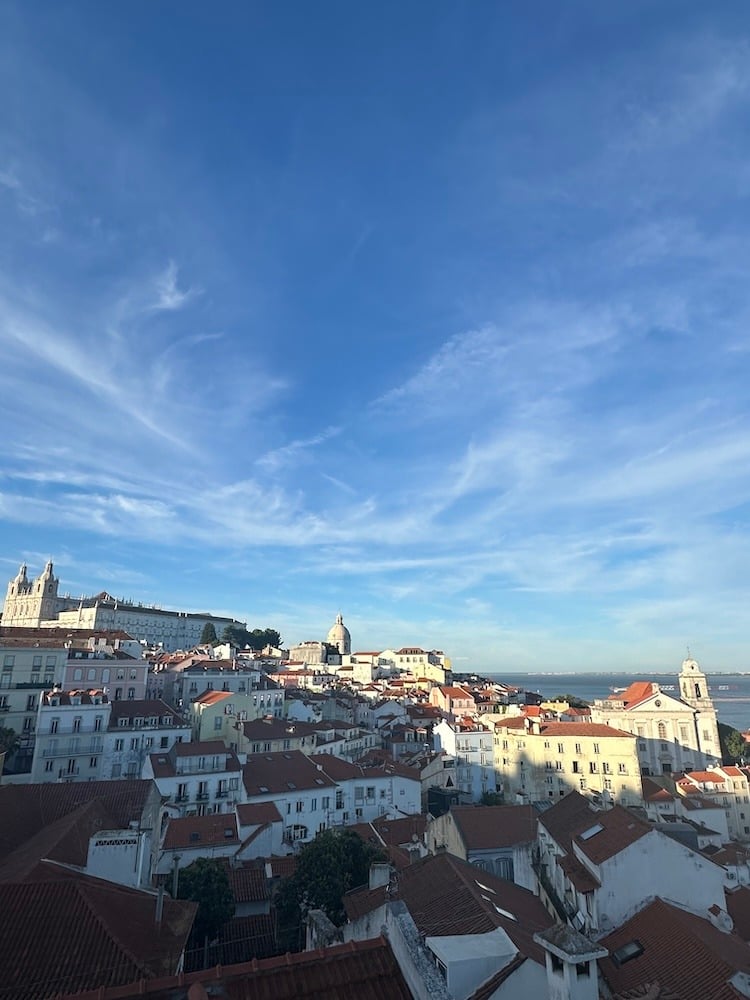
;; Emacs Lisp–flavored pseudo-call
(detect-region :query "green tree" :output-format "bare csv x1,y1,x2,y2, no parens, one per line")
719,722,747,764
0,727,19,756
221,625,282,650
177,858,234,943
275,830,386,950
199,622,218,645
550,693,590,709
479,791,504,806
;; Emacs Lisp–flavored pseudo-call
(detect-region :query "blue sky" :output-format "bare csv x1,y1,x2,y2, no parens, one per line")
2,2,750,671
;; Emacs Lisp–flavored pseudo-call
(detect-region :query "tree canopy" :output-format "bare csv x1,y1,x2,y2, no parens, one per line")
275,829,386,950
199,622,218,645
0,727,19,757
549,693,590,709
479,790,504,806
221,625,282,650
176,857,234,943
719,722,747,764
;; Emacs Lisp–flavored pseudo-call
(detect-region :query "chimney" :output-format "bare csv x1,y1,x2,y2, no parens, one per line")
369,862,392,890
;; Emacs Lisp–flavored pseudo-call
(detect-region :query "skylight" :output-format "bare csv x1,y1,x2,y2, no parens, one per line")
475,881,496,894
611,940,644,967
579,823,604,841
494,904,517,921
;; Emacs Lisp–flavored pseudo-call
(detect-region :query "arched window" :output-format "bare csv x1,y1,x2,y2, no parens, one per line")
73,668,83,681
658,721,667,740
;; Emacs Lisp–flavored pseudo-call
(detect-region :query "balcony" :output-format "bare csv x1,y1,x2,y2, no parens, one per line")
216,789,228,799
0,705,9,713
58,768,80,779
43,740,103,757
196,791,210,801
175,794,189,803
15,681,48,689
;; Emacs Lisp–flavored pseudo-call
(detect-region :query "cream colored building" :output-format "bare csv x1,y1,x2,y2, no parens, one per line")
590,657,721,776
2,562,243,652
677,766,750,842
378,647,450,683
493,717,642,807
188,689,284,744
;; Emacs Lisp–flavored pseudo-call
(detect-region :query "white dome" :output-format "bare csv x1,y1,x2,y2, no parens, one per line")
326,613,351,655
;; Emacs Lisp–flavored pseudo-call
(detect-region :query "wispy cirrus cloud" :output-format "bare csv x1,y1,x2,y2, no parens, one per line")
153,260,200,311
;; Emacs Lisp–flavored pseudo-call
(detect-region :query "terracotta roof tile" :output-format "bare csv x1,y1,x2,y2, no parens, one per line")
447,804,538,850
236,802,283,827
59,936,410,1000
0,873,195,1000
162,813,239,850
599,897,750,1000
344,852,553,962
242,750,337,796
0,781,155,860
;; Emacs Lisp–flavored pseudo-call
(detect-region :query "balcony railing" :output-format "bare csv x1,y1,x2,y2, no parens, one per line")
532,856,575,924
216,789,228,799
42,740,103,757
196,791,210,801
175,794,189,803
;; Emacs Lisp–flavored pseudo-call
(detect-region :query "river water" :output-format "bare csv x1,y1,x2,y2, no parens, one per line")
484,672,750,732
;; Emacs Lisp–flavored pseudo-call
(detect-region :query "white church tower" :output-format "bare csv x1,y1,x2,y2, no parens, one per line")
2,560,61,627
679,653,721,766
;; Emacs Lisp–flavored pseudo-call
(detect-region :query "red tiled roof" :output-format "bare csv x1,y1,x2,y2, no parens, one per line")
236,802,283,827
162,813,239,850
0,799,123,882
617,681,659,707
174,739,228,756
538,790,600,852
573,806,652,865
344,852,553,962
0,781,155,860
726,886,750,941
0,873,196,1000
448,804,538,850
599,897,750,1000
58,936,410,1000
191,690,232,705
242,750,337,796
109,699,185,723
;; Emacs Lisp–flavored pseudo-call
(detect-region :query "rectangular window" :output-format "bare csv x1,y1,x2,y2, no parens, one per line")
575,743,582,754
618,763,627,774
311,798,317,811
45,760,54,772
322,796,330,810
296,800,304,813
557,743,564,754
593,743,600,754
130,737,139,750
556,761,563,771
73,717,81,733
114,738,124,751
33,655,42,668
160,736,169,748
50,718,59,734
90,757,98,768
26,695,36,711
3,655,14,668
572,761,580,774
46,656,56,667
214,716,223,730
335,790,344,809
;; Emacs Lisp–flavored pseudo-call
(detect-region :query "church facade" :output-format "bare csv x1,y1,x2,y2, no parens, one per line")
590,656,721,775
2,562,245,652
